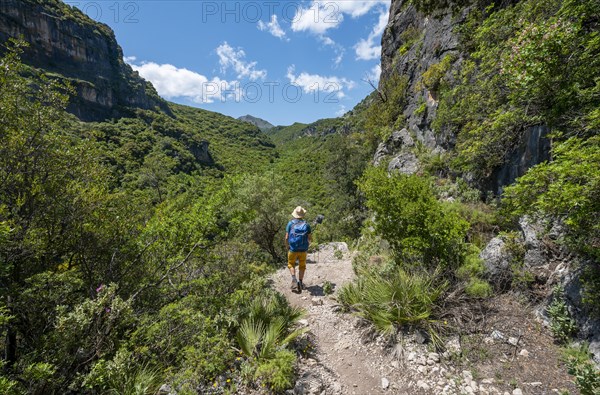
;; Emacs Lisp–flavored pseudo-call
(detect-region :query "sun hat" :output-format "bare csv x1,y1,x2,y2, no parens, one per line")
291,206,306,219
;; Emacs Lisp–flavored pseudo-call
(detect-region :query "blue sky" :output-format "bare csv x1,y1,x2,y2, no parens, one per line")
68,0,390,126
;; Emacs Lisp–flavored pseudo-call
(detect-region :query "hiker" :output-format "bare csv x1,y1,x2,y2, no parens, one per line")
286,206,312,293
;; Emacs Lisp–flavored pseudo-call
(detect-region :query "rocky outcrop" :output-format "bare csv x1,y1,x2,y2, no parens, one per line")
487,125,552,195
380,1,464,147
378,1,551,193
0,0,169,121
373,128,421,174
481,217,600,364
187,140,214,166
237,115,274,131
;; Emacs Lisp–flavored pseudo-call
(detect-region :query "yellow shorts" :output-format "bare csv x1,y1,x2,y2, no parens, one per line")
287,251,307,271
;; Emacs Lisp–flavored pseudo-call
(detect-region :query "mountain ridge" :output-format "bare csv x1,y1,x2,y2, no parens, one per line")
237,114,275,131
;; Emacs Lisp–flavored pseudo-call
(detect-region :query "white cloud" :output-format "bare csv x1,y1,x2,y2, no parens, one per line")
257,14,288,41
335,105,347,116
291,1,389,35
317,36,345,69
216,42,267,81
124,55,137,63
354,9,389,60
333,51,344,67
319,35,336,46
286,65,355,99
128,60,241,104
367,64,382,83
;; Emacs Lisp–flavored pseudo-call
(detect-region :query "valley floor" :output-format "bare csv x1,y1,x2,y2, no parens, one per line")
269,243,579,395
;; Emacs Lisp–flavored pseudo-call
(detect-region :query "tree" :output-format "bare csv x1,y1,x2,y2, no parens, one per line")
357,167,469,271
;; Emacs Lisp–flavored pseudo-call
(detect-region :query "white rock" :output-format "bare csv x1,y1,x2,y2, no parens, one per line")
428,352,440,362
391,360,399,369
491,330,505,340
407,351,416,361
417,365,428,374
381,377,390,390
416,380,430,391
311,297,323,306
463,370,473,381
471,380,479,392
481,378,495,384
513,389,523,395
298,319,309,326
507,337,519,346
518,349,530,357
528,382,542,386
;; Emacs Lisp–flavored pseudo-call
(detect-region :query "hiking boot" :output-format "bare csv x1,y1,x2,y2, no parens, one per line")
291,280,297,291
297,280,302,293
299,280,306,290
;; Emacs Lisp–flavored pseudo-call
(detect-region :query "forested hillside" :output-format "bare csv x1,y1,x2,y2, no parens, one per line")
0,0,599,394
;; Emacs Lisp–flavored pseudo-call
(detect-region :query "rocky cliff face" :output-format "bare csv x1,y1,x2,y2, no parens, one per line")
0,0,169,121
378,0,550,194
380,0,463,148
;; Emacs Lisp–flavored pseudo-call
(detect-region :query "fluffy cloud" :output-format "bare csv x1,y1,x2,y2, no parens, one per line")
367,64,382,83
335,105,347,116
318,36,345,68
355,9,389,60
216,42,267,81
286,65,355,99
257,14,288,40
291,0,389,35
128,60,240,104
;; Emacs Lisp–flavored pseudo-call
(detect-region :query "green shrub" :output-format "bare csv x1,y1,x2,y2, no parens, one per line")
420,55,455,93
357,167,469,271
254,349,296,392
456,246,485,279
323,281,334,295
465,278,492,298
236,293,306,391
364,74,410,145
561,343,600,395
338,266,446,335
0,375,22,395
547,287,577,344
84,350,162,395
503,136,600,261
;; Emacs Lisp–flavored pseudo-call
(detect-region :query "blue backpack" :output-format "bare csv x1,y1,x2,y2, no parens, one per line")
288,220,309,252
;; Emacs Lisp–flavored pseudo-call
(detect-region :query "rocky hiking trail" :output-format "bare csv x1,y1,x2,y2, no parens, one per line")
271,243,579,395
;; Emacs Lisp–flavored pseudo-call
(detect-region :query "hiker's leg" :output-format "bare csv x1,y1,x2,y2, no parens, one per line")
287,251,297,277
298,252,307,281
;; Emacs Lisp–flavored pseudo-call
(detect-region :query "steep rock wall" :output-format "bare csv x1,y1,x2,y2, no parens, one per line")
378,0,551,194
0,0,169,121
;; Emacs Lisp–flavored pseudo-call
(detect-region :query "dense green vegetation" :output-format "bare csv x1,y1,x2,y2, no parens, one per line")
435,0,599,182
0,41,294,394
1,0,599,392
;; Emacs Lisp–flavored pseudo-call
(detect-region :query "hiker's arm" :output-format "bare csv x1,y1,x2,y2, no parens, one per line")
285,232,289,250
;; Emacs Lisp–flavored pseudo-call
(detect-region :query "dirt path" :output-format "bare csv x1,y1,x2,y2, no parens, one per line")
271,243,407,395
271,243,581,395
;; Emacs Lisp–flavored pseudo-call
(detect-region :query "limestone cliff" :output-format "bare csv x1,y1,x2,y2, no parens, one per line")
0,0,169,121
378,0,550,194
